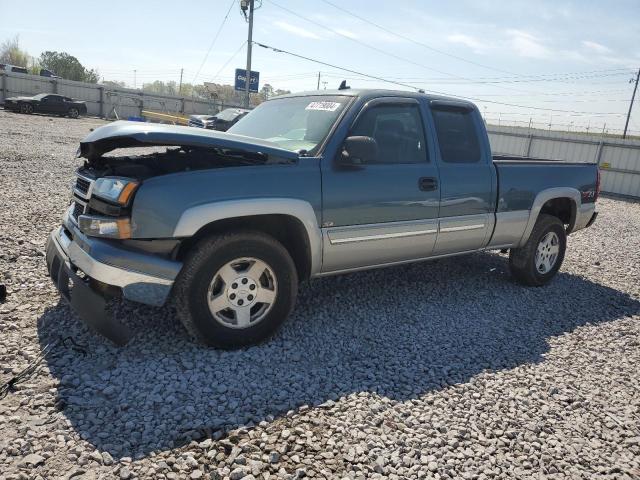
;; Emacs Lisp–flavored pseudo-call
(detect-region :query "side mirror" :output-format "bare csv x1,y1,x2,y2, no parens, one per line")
338,136,378,166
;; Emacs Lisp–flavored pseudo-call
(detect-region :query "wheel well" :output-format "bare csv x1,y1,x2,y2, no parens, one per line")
540,197,576,229
176,214,312,281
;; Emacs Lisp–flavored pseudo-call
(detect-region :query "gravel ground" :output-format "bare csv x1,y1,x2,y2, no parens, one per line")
1,109,639,480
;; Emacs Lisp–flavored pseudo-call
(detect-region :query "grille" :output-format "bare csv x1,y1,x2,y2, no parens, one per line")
71,201,85,221
75,176,91,195
189,119,204,128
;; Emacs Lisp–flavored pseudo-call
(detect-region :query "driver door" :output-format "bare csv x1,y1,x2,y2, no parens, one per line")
321,97,441,272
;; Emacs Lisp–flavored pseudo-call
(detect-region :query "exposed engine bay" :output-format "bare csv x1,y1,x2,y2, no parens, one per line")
79,144,294,180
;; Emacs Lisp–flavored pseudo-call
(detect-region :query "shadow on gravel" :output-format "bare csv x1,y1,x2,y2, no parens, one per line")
37,252,640,458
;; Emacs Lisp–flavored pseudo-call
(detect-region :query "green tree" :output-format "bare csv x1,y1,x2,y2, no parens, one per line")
260,83,274,100
0,35,31,68
38,51,99,82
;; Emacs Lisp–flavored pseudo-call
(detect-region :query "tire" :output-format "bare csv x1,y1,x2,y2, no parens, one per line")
509,214,567,286
173,231,298,348
20,103,33,114
68,107,79,118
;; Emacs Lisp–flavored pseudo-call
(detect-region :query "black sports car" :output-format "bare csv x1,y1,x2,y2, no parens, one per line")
188,108,250,131
3,93,87,118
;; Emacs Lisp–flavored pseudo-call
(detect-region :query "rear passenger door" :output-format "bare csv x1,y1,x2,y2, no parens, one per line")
429,101,496,255
321,97,441,272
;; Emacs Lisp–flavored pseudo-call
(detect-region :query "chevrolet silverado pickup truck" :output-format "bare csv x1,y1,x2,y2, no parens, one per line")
46,89,599,348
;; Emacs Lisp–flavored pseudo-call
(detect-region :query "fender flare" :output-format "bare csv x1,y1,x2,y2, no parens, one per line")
518,187,581,247
173,198,323,275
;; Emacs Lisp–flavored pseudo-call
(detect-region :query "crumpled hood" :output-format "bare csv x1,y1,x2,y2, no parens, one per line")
79,120,300,160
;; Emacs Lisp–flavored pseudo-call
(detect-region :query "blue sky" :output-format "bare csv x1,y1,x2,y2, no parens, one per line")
2,0,639,132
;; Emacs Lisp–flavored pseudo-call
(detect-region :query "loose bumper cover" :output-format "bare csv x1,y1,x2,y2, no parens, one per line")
45,219,181,345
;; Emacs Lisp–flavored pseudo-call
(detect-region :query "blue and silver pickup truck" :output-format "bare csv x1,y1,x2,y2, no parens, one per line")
46,89,599,348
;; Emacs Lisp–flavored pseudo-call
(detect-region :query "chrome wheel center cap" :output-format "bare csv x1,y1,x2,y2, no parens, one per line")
227,276,257,307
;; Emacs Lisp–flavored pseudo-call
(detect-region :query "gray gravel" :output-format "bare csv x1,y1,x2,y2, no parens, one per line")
1,109,639,480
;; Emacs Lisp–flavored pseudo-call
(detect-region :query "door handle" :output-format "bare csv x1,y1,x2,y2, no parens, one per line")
419,177,438,191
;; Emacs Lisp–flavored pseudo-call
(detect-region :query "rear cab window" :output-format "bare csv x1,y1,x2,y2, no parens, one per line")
431,105,482,164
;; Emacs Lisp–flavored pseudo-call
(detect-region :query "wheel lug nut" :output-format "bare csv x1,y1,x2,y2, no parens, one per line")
249,284,256,290
232,283,238,289
238,299,244,306
248,295,254,301
242,278,248,284
230,293,236,300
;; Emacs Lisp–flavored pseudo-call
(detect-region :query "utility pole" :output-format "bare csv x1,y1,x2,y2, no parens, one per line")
243,0,255,108
623,67,639,139
179,68,184,95
133,69,137,89
317,71,321,90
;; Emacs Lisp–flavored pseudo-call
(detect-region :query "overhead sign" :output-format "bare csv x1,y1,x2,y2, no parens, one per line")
234,68,259,93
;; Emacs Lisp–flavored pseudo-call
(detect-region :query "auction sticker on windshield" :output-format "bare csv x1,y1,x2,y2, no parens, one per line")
305,101,341,112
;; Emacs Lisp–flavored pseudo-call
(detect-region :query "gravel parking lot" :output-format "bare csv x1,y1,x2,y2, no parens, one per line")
1,109,639,480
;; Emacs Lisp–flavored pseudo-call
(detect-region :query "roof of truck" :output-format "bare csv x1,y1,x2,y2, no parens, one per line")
276,88,477,108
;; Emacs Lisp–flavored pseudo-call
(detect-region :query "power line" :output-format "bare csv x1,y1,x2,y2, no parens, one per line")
191,0,236,83
198,40,247,83
267,0,514,85
318,0,517,76
266,0,627,98
254,41,627,116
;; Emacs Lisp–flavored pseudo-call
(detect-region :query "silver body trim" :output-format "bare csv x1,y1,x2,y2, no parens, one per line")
439,224,485,233
486,210,530,249
316,248,481,277
433,214,490,255
173,198,323,275
322,218,439,273
517,187,582,247
329,228,437,245
573,202,596,231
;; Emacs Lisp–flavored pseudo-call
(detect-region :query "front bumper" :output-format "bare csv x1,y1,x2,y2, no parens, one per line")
45,219,182,345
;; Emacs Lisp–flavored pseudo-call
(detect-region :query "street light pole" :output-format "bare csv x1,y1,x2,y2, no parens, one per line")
244,0,255,108
623,67,639,139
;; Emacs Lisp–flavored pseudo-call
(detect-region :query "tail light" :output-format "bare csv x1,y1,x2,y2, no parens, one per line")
595,168,601,200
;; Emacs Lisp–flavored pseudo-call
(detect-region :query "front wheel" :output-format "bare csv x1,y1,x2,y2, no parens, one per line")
68,107,79,118
509,214,567,286
20,103,34,114
173,231,298,348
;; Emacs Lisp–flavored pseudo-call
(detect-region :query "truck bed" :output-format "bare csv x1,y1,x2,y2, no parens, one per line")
493,158,598,212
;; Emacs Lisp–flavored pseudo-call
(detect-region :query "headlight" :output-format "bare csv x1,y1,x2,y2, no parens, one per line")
93,177,139,205
78,215,133,239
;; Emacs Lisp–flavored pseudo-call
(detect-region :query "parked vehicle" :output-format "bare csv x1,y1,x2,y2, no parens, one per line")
3,93,87,118
188,107,250,131
39,68,60,78
0,64,28,74
46,89,599,348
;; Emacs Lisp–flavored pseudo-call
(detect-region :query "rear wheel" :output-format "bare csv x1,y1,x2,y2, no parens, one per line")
20,103,33,114
174,231,298,348
509,214,566,286
68,107,79,118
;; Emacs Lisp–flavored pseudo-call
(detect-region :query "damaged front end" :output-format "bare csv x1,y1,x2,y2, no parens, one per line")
47,121,298,345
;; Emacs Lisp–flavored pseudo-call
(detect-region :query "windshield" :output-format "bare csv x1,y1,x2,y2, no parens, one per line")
228,95,350,153
216,108,248,121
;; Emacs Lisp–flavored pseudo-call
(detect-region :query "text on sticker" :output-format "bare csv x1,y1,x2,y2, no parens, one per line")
305,102,341,112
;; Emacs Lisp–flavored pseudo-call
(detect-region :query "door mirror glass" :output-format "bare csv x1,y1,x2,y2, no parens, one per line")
339,136,378,166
